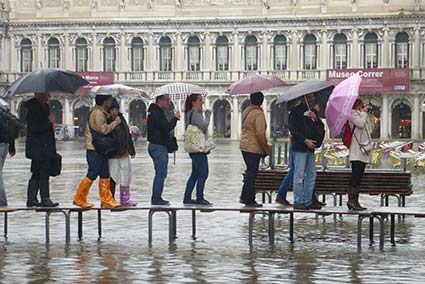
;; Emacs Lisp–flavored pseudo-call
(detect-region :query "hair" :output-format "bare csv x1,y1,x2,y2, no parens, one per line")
250,92,264,106
184,94,202,113
156,95,166,103
95,95,112,106
353,99,363,110
111,98,119,110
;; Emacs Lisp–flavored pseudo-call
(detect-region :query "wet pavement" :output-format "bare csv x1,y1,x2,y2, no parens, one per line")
1,140,425,283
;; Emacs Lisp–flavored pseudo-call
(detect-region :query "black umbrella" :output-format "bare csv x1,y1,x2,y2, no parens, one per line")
5,68,89,97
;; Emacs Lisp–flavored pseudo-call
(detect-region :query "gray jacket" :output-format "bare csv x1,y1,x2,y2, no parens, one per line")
185,109,211,138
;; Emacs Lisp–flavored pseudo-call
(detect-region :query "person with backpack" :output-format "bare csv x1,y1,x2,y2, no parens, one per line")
0,98,18,207
346,99,373,211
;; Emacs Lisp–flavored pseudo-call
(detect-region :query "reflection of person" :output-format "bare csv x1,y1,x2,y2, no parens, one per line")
289,93,325,210
25,93,59,207
73,94,121,208
108,99,137,206
347,99,371,211
183,94,212,206
147,94,180,205
239,92,270,207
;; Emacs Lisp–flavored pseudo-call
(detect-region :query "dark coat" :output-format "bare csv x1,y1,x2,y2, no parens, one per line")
109,113,135,158
289,103,325,153
25,98,56,160
147,103,177,146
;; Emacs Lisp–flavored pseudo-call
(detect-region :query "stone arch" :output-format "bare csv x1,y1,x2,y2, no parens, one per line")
71,97,92,137
212,98,232,138
128,99,148,137
50,99,63,125
362,97,382,139
270,98,288,138
391,98,412,139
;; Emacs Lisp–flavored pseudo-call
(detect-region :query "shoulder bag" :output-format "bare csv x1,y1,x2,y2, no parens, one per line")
184,112,206,153
89,119,119,158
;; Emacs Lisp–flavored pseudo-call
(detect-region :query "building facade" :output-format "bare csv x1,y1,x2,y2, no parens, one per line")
0,0,424,140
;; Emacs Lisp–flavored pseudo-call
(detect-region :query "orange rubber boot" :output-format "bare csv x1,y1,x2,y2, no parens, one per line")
73,176,94,208
99,178,121,208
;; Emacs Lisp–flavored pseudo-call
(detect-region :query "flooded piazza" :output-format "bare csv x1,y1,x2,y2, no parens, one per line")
1,140,425,283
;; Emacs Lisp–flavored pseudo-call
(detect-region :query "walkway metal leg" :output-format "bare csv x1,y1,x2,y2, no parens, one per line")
369,216,374,245
148,210,153,244
78,211,83,241
4,212,7,240
268,212,275,244
172,210,177,240
375,215,385,250
191,210,196,240
97,210,102,240
289,212,294,243
45,212,50,244
167,211,174,243
357,216,365,248
390,214,395,246
248,212,254,245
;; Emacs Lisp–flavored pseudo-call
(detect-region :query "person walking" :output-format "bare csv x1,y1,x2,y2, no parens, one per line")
239,92,270,207
183,94,212,206
108,98,137,207
73,94,121,208
0,99,18,207
147,94,180,205
289,93,325,210
25,93,59,207
347,99,372,211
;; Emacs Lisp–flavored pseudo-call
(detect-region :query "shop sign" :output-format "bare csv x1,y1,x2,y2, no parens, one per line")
326,68,410,93
76,72,114,94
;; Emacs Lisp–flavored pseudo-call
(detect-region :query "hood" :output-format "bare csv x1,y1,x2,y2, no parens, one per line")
24,97,41,109
148,103,164,114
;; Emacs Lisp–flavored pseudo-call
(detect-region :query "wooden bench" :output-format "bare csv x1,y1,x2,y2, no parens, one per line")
254,169,412,206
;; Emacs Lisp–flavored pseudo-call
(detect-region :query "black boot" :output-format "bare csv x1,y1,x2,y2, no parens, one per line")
26,179,41,207
347,186,366,211
39,179,59,207
110,178,116,198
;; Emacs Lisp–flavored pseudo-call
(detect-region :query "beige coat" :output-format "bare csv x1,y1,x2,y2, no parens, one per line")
348,110,373,164
84,105,119,150
239,105,269,155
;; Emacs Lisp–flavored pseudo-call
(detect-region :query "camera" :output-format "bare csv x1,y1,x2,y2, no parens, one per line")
366,105,374,113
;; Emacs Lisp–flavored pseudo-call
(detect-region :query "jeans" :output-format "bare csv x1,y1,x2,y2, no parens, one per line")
350,161,366,187
86,150,109,180
277,144,294,198
148,143,169,201
293,151,316,206
184,153,209,201
240,151,262,203
0,143,8,206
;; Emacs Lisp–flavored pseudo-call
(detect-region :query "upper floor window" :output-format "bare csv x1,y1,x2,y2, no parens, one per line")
103,37,116,72
159,36,172,71
334,33,347,69
245,35,258,71
20,38,33,72
48,38,60,68
304,34,317,70
364,32,378,68
216,36,229,71
131,37,144,71
187,36,200,71
75,37,88,72
274,35,287,70
395,32,409,68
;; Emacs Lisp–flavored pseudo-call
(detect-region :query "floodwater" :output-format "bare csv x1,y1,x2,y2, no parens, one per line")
1,141,425,283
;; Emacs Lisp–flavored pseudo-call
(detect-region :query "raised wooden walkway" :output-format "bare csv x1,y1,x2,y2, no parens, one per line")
1,204,423,249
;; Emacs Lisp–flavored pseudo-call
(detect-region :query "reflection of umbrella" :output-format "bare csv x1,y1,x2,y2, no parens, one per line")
89,84,149,99
226,74,285,95
152,82,207,101
325,73,362,138
276,80,333,105
5,68,89,97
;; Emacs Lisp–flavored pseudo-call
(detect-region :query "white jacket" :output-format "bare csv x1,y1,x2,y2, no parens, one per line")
348,110,373,163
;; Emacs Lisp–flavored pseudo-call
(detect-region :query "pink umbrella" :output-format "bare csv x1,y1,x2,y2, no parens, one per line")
226,74,285,95
325,73,362,138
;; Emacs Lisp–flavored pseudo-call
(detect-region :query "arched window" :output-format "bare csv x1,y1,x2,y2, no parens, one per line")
364,32,378,68
216,36,229,71
103,37,116,72
213,100,232,138
131,37,144,71
244,35,258,71
270,100,289,138
48,38,60,68
129,99,147,137
50,99,63,125
304,34,317,70
395,32,409,68
187,36,201,71
20,38,33,72
75,38,88,72
392,101,411,139
159,36,172,71
334,33,347,69
274,35,287,70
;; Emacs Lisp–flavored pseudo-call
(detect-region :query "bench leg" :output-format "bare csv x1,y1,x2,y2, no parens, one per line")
374,215,385,250
45,212,50,244
248,212,255,245
357,215,365,248
191,210,197,240
78,211,83,241
97,209,102,240
289,212,294,243
369,216,374,245
268,212,275,245
148,210,175,244
148,210,154,244
390,214,396,246
3,212,8,241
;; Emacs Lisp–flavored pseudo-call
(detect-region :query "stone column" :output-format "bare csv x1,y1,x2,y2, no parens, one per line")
413,27,421,68
36,34,43,69
63,33,71,69
204,32,212,71
119,32,127,72
382,28,389,68
10,35,16,72
412,95,420,139
232,31,240,71
321,29,328,70
290,30,298,78
175,32,183,72
147,33,155,71
382,95,389,139
261,31,269,71
264,99,270,139
231,96,238,140
205,96,213,137
91,33,99,71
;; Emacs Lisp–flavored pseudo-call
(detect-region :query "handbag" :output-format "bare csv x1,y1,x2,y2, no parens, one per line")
167,136,178,153
89,122,119,158
184,112,206,153
49,153,62,177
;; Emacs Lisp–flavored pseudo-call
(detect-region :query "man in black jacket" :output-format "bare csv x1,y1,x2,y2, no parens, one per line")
25,93,59,207
147,94,180,205
289,93,324,210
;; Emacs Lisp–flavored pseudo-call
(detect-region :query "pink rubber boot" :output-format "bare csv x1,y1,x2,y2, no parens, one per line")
120,186,137,207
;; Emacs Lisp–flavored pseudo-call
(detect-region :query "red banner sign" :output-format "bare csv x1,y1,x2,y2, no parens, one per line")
326,68,410,93
76,72,114,95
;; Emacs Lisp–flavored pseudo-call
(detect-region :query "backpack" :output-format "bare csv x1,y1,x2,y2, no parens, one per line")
0,108,20,143
342,121,356,148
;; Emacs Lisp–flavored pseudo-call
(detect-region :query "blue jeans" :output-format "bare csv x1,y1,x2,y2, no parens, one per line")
277,144,294,198
293,151,316,206
184,153,209,201
148,143,169,201
86,150,109,180
241,151,262,203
